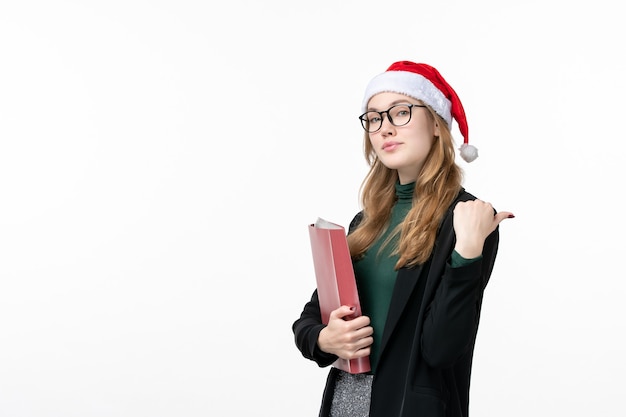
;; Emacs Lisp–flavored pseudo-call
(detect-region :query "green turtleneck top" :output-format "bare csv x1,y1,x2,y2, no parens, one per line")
353,181,480,374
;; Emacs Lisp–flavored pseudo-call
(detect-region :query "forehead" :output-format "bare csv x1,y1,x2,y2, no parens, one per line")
367,92,420,110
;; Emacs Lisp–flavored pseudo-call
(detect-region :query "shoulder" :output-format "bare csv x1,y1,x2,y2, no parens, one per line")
441,188,481,225
348,211,364,234
441,188,477,218
455,187,477,204
453,187,498,214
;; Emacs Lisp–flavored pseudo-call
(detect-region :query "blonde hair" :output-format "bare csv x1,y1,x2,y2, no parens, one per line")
347,105,463,269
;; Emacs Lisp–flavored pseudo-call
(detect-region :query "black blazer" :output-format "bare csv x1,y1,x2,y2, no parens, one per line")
293,188,500,417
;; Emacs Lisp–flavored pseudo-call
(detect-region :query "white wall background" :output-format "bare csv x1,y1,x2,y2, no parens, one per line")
1,0,624,416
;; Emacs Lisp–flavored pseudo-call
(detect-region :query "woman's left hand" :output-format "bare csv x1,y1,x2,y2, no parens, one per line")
453,200,514,259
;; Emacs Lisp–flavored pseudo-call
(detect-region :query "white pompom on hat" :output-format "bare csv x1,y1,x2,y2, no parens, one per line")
362,61,478,162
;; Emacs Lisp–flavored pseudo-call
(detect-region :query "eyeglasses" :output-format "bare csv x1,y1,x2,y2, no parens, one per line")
358,103,427,133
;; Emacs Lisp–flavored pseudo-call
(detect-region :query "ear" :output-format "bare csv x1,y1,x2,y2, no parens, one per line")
434,121,441,137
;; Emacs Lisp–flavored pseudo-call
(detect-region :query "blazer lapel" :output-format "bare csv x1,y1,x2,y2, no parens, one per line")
420,211,456,307
378,263,424,354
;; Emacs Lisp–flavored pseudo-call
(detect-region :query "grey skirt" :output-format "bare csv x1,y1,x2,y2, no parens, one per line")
329,369,374,417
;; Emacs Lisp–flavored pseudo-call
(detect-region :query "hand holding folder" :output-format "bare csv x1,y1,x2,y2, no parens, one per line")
308,218,371,374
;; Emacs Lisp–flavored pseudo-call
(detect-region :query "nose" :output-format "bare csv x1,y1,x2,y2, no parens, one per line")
379,112,395,135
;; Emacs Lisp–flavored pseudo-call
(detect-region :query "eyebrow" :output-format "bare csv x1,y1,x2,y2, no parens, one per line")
367,99,420,112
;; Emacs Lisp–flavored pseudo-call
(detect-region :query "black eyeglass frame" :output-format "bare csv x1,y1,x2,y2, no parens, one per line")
358,103,427,133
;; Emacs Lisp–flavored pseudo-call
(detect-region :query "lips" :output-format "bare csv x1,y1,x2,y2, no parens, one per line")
382,141,401,151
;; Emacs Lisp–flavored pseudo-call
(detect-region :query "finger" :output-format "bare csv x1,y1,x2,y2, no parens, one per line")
347,315,370,329
494,211,515,225
355,325,374,338
350,336,373,353
330,305,357,320
354,336,374,351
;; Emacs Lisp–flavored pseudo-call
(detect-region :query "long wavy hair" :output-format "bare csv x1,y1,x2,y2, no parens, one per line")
347,104,463,269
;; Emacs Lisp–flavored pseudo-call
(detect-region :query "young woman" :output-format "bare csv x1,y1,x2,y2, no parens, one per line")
293,61,513,417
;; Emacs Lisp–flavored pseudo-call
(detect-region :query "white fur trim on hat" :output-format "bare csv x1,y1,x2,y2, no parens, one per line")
361,71,453,126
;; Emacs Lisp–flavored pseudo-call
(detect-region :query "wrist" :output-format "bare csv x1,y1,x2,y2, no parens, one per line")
454,242,483,259
317,327,330,353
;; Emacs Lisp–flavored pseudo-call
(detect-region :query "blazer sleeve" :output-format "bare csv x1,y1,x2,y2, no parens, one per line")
420,216,500,369
292,289,338,368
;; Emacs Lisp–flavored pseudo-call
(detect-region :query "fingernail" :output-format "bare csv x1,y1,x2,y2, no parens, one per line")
508,214,515,218
350,306,356,311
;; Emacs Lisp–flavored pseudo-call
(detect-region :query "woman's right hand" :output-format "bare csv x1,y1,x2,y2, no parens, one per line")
317,305,373,360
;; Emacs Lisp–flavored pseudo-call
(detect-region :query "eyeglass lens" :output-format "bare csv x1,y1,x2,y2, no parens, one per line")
360,104,414,133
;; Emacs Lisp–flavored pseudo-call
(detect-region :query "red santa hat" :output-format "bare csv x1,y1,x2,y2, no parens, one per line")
362,61,478,162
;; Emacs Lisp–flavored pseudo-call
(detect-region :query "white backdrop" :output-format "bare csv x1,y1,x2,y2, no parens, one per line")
1,1,624,416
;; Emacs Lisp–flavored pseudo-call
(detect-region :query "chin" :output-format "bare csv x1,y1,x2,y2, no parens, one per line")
378,156,408,171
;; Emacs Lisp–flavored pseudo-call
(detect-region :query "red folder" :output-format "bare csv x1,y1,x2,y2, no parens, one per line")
308,218,371,374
